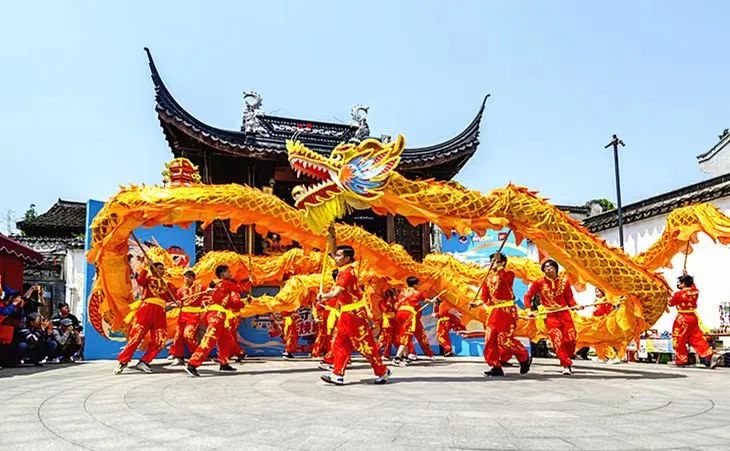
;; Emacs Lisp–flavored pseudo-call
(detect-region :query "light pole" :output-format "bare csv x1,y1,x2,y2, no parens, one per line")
604,134,626,249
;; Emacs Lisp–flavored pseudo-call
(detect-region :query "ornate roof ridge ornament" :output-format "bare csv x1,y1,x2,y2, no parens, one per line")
349,105,370,143
242,91,268,135
162,157,202,186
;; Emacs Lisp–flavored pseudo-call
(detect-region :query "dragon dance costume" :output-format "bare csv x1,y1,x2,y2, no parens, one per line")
117,269,176,366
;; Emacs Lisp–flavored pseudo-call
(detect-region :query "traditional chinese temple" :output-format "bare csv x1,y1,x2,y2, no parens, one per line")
145,48,487,260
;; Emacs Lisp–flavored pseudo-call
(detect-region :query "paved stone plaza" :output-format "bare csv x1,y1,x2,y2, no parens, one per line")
1,357,729,450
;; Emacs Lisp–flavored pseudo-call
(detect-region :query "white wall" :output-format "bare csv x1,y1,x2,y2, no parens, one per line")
64,249,86,322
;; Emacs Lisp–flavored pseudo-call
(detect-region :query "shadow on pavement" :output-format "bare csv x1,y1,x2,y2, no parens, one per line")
0,361,89,378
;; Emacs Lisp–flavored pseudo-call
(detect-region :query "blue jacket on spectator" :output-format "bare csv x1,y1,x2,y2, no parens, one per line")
0,302,17,316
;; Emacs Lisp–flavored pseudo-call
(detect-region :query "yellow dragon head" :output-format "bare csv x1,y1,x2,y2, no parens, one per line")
286,135,404,233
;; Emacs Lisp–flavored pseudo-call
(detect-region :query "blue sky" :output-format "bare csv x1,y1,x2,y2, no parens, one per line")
2,2,729,232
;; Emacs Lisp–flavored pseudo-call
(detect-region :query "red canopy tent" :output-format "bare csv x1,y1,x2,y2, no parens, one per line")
0,233,43,292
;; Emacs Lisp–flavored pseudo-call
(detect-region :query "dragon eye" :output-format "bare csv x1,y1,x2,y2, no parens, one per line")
331,154,342,161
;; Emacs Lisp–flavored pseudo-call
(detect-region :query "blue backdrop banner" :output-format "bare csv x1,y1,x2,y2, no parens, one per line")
440,228,531,357
82,199,196,360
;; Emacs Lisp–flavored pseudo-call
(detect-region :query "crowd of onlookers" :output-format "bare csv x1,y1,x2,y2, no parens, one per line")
0,276,83,369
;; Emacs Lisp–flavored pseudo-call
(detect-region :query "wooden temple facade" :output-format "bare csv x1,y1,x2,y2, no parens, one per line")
145,48,487,260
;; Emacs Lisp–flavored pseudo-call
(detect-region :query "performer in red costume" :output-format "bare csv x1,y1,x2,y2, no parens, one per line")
317,226,390,385
523,259,581,375
433,300,464,357
228,276,252,363
591,288,620,363
185,265,240,377
668,273,719,368
316,270,344,371
469,253,531,377
378,288,398,359
169,270,204,366
592,288,614,317
409,305,437,362
114,262,177,375
393,276,433,365
280,310,300,358
312,276,338,360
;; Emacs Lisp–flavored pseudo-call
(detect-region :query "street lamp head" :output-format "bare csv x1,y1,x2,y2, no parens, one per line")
605,134,626,149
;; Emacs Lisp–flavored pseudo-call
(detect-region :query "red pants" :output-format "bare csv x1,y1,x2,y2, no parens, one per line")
312,319,333,357
436,317,463,354
188,313,234,367
483,307,528,368
169,313,200,358
672,313,713,365
228,317,244,357
322,328,337,364
545,311,576,367
332,311,387,377
406,320,435,357
379,317,397,357
283,320,299,354
117,303,167,364
396,309,419,347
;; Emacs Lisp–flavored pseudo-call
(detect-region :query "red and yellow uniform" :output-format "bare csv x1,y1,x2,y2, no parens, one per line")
405,309,435,357
187,279,239,367
434,302,464,355
593,301,613,317
331,264,387,378
312,296,335,357
669,285,713,365
117,269,176,364
281,311,300,354
169,282,203,358
481,268,529,368
378,291,398,357
395,287,425,347
592,297,616,359
226,282,248,359
312,297,338,358
524,276,577,367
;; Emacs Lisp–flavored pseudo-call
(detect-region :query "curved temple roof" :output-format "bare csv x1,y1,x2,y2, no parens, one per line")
145,48,487,180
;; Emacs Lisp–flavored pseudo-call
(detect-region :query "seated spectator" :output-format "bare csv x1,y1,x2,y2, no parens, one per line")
52,302,84,360
51,303,82,331
50,318,82,362
16,312,56,366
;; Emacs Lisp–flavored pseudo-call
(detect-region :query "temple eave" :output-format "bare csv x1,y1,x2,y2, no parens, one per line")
148,47,486,178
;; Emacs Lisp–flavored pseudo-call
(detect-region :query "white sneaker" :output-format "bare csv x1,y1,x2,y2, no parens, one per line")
561,366,572,376
113,362,127,375
710,354,721,369
135,361,153,374
392,357,408,367
169,358,185,366
318,361,333,371
407,353,418,361
320,373,344,385
374,368,392,384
